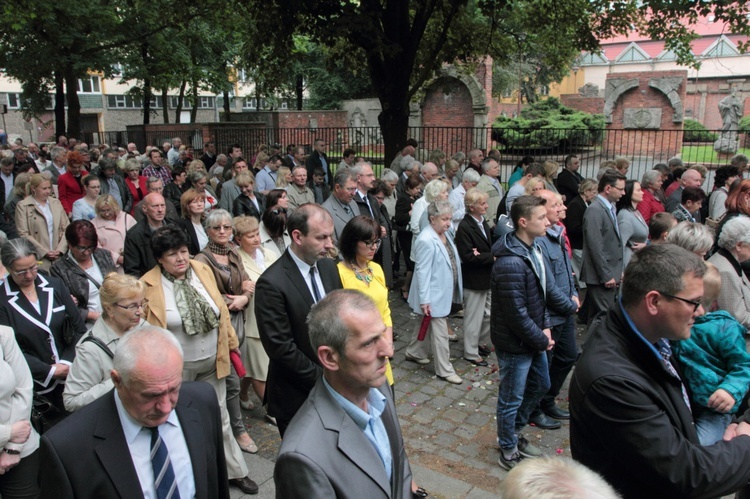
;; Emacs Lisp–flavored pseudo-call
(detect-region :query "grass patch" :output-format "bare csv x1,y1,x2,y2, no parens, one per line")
680,144,750,164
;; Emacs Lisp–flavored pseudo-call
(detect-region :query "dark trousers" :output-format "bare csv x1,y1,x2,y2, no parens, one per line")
541,315,578,410
585,284,617,327
0,449,39,499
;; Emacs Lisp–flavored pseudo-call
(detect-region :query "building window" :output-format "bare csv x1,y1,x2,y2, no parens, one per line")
6,93,21,109
78,76,101,94
198,96,214,108
539,85,550,96
280,101,289,110
243,97,267,109
111,63,124,77
237,69,247,82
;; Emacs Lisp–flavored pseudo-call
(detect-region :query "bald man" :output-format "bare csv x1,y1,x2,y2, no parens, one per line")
123,193,167,277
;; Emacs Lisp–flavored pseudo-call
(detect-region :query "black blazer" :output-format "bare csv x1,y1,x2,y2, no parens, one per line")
306,151,332,186
454,214,494,290
177,217,203,257
123,219,158,277
0,273,86,394
255,250,342,425
50,249,116,323
394,192,415,231
564,195,587,250
40,382,229,499
232,193,265,220
556,168,583,206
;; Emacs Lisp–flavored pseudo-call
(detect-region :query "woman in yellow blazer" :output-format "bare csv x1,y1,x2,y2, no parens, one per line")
15,174,69,270
139,225,251,488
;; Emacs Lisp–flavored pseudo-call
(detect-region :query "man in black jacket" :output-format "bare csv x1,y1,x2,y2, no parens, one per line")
490,196,576,470
305,138,331,186
571,244,750,498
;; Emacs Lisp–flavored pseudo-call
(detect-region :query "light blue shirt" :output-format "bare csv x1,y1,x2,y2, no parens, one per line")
322,377,392,479
319,155,329,183
114,390,196,499
256,166,277,193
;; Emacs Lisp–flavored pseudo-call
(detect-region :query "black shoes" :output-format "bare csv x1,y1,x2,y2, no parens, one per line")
464,357,489,367
543,405,570,420
528,412,562,430
230,477,259,495
478,345,492,357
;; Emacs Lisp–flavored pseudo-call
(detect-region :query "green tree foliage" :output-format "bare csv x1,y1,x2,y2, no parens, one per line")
682,119,718,142
492,97,605,150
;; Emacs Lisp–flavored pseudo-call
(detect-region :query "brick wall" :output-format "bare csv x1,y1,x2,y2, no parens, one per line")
604,70,687,160
560,95,605,115
421,76,476,154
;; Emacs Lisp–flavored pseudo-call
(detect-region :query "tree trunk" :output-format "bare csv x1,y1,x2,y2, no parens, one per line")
162,88,170,124
175,80,187,123
223,90,230,121
143,77,152,125
190,83,198,123
296,75,303,110
63,68,81,140
378,104,410,172
54,71,66,139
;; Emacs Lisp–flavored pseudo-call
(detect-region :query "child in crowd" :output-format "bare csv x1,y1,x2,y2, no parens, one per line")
672,263,750,445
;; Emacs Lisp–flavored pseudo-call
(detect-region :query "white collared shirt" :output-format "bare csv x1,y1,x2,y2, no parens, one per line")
114,390,195,499
288,248,326,302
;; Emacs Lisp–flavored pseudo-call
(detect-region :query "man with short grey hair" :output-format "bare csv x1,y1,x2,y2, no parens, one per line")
286,165,315,214
731,153,749,173
476,158,503,227
322,169,360,245
167,137,182,166
40,326,234,498
133,177,179,222
665,168,703,213
275,290,413,498
420,162,439,187
124,193,167,277
45,147,68,184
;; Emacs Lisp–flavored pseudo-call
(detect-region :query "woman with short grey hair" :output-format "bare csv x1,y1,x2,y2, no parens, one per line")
405,199,464,384
193,209,256,453
667,221,715,257
708,216,750,328
637,169,666,224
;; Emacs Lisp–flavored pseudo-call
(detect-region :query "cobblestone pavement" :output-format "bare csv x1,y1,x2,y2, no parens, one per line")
233,288,581,498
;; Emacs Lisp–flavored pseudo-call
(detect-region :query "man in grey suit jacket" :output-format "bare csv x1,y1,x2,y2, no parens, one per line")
275,290,413,498
321,168,360,246
581,171,626,325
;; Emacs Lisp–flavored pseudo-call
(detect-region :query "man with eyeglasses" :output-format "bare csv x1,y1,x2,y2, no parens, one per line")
123,193,168,277
322,169,360,247
580,170,626,326
570,244,750,498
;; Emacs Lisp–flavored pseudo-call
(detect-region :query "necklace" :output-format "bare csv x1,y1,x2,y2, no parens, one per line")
351,261,373,284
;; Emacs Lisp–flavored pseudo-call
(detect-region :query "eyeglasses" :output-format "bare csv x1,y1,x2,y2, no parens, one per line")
209,225,233,232
657,291,702,313
74,245,96,253
11,264,38,277
363,238,383,249
115,300,149,313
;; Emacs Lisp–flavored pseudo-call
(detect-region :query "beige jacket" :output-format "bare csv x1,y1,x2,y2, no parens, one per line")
238,247,279,339
15,195,69,262
141,260,239,379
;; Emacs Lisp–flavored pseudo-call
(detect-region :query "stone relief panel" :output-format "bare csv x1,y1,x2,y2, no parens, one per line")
648,77,684,123
604,78,639,123
623,108,663,129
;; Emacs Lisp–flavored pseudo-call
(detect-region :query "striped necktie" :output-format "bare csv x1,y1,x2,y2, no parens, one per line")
149,426,180,499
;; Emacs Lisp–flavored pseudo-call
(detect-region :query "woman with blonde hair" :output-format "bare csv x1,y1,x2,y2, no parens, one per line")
233,215,278,422
252,152,269,176
16,174,69,269
92,194,136,274
275,166,292,189
63,273,148,412
541,160,559,193
524,177,546,196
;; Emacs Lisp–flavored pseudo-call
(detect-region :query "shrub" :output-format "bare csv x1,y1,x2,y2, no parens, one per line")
492,97,605,151
683,119,717,142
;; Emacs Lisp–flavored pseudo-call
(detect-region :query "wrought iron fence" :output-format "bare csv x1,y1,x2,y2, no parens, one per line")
84,125,746,189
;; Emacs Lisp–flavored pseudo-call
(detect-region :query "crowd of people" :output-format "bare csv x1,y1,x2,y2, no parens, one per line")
1,132,750,497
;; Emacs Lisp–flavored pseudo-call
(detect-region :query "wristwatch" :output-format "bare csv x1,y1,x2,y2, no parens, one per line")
3,448,21,454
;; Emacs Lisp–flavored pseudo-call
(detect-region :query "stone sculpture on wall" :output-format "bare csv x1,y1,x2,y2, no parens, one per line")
715,87,743,154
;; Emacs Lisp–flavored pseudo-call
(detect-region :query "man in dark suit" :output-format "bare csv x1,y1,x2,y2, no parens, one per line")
40,327,232,499
255,204,342,436
275,290,413,498
555,154,583,206
580,171,626,325
306,138,332,186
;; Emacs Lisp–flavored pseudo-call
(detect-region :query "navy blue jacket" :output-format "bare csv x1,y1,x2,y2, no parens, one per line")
490,232,576,354
535,224,577,326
